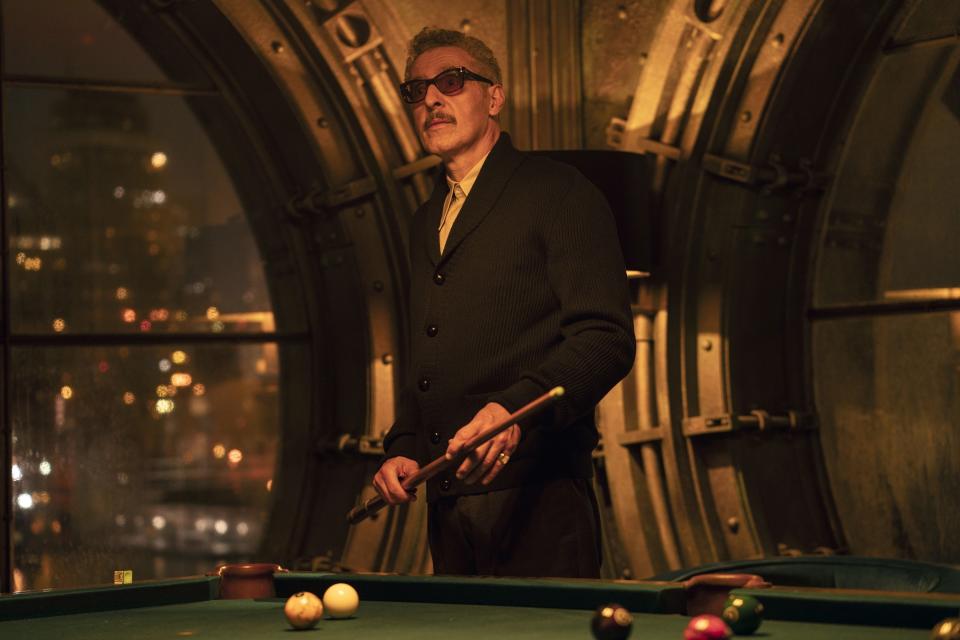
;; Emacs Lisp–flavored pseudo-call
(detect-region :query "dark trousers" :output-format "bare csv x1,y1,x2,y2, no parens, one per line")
427,477,602,578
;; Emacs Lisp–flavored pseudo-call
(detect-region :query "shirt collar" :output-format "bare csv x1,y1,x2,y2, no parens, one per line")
445,149,491,198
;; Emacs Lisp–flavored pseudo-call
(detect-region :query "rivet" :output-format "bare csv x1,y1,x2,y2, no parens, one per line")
381,354,393,365
727,517,740,533
271,41,284,54
772,33,785,47
460,19,471,33
702,339,713,351
617,5,628,19
317,117,328,128
740,110,752,123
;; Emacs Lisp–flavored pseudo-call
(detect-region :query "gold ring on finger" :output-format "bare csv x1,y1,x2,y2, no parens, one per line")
497,452,510,465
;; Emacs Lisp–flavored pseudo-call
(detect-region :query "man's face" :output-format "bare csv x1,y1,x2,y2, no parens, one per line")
407,46,503,160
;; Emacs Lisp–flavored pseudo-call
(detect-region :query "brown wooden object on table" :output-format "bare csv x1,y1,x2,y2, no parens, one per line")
213,563,286,599
683,573,772,616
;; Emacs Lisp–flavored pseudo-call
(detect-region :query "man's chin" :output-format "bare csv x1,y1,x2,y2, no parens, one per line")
421,131,458,157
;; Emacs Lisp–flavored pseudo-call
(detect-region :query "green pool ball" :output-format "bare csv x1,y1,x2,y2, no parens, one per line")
721,594,764,635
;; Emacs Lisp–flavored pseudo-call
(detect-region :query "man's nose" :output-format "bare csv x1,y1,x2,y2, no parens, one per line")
423,83,445,106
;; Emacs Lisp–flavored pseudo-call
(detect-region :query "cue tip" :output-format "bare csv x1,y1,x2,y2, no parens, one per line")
549,386,565,397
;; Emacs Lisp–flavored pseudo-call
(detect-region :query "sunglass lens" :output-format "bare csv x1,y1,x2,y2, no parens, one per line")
436,70,464,95
401,80,424,103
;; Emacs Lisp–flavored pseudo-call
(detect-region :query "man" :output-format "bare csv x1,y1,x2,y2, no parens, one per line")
373,27,635,578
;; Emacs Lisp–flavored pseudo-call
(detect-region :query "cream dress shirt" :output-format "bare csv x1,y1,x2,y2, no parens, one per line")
438,151,490,253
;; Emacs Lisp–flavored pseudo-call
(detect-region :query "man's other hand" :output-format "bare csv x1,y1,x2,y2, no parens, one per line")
373,456,420,505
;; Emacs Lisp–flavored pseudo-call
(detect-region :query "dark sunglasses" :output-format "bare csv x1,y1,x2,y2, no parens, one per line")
399,66,494,104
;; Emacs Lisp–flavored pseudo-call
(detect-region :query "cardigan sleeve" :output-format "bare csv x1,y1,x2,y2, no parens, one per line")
487,175,636,427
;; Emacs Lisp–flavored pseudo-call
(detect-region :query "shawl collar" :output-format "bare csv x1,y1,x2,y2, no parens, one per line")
422,169,447,266
422,132,525,268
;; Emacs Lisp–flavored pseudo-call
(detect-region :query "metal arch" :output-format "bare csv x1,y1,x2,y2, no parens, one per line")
657,0,918,568
602,0,909,575
269,0,436,574
208,0,444,573
605,0,766,574
675,0,821,562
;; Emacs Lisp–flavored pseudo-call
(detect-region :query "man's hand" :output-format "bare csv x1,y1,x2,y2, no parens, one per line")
373,456,420,505
445,402,520,485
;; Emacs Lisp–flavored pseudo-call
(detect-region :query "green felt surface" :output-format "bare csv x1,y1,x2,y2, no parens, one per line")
276,572,682,613
0,597,933,640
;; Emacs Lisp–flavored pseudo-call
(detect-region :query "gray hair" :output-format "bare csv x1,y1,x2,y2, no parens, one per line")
404,27,502,84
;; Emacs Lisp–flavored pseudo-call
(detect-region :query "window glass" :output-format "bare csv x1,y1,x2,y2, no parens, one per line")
814,49,959,307
11,344,279,592
893,1,960,44
813,313,960,560
3,0,287,592
4,87,273,334
1,0,210,86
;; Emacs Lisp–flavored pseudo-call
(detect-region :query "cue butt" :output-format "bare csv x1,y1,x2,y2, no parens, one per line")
346,495,386,524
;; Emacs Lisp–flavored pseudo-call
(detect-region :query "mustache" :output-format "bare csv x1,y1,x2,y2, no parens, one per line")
425,112,456,128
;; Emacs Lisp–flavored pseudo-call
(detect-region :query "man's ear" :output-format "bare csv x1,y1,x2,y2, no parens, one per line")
488,84,505,117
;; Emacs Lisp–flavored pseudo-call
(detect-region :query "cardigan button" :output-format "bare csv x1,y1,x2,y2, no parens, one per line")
433,272,445,285
426,324,438,337
440,479,452,492
418,377,431,392
430,432,442,445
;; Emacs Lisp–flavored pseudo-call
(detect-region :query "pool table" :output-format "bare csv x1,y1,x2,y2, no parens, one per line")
1,569,958,639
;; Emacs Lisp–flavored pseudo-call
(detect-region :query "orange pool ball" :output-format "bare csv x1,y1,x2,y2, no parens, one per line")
284,591,323,630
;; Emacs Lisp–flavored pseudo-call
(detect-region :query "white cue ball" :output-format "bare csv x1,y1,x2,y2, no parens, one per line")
284,591,323,630
322,582,359,619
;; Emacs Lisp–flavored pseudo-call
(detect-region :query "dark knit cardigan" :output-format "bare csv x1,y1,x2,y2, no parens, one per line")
383,132,636,502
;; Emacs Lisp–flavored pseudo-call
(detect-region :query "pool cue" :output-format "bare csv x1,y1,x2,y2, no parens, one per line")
346,386,565,525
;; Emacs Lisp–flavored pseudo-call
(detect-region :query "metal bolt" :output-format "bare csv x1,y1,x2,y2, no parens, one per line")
381,354,393,365
727,517,740,533
317,117,328,128
772,33,785,48
740,110,752,123
271,41,284,54
702,339,713,351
